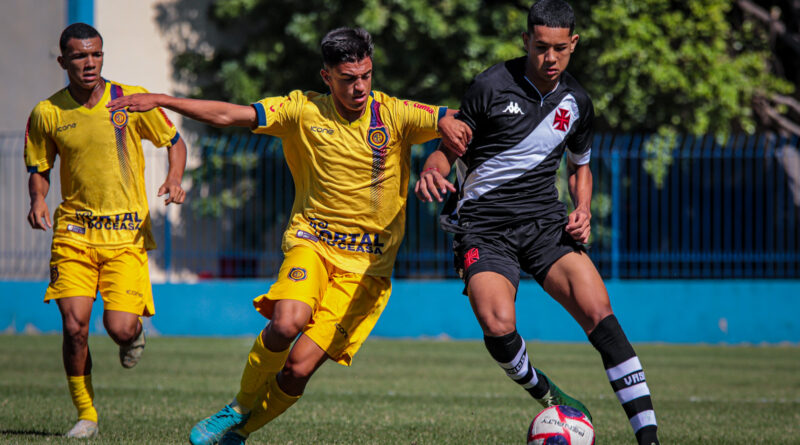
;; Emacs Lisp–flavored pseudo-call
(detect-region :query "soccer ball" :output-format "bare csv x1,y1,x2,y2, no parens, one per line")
527,405,595,445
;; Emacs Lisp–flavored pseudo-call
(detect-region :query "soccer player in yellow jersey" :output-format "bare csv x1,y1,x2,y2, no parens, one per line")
107,27,470,444
24,23,188,439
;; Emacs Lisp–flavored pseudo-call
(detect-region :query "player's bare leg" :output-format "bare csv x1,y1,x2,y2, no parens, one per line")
57,297,99,438
191,299,313,445
544,251,659,445
103,309,145,368
468,272,590,419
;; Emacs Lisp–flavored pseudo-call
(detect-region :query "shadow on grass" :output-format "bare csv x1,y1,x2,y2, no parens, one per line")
0,429,61,437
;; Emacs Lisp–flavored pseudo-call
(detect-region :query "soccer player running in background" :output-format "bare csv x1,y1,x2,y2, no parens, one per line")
24,23,187,438
414,1,660,444
107,27,470,445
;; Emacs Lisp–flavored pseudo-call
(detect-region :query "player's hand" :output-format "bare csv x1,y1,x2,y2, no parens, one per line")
158,178,185,205
438,115,471,157
27,198,52,230
565,208,591,244
414,167,455,203
107,93,162,112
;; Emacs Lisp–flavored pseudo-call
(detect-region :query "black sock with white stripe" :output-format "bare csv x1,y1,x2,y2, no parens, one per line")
589,315,659,445
484,331,549,399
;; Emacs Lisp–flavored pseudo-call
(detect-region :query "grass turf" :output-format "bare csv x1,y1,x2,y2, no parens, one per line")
1,335,798,444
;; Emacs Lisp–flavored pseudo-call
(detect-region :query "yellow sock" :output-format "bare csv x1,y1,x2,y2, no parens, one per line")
67,375,98,423
235,332,290,410
239,374,301,436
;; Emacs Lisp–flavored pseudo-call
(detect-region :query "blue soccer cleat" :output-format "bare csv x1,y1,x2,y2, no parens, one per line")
535,369,592,421
220,430,248,445
189,404,250,445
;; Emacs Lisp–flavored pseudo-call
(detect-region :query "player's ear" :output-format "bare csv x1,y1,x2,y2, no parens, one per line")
57,55,67,70
320,68,331,87
521,31,531,53
570,34,580,52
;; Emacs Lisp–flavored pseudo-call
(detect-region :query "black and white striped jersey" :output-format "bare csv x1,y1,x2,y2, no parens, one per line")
441,56,594,233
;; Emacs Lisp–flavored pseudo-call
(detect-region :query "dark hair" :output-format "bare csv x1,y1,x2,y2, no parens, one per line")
59,23,103,53
320,27,373,68
528,0,575,34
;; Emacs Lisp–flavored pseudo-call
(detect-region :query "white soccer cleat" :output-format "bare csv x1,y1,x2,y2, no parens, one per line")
119,327,146,369
65,419,98,438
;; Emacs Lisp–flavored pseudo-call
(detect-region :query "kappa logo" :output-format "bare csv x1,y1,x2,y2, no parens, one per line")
502,101,524,115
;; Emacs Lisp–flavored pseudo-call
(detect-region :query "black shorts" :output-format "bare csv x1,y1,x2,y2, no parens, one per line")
453,218,585,294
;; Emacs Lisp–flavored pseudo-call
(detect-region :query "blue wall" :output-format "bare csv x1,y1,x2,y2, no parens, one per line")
2,280,798,343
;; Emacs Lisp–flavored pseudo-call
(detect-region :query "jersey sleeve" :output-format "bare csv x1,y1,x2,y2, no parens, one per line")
131,87,180,147
251,90,305,137
24,104,57,173
566,97,594,165
456,77,492,131
394,98,445,145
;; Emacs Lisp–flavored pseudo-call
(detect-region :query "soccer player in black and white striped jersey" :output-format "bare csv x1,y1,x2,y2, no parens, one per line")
415,1,660,444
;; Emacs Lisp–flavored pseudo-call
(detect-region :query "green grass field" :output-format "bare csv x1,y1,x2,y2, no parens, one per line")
1,335,798,444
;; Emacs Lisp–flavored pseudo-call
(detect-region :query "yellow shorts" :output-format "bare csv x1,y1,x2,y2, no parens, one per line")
253,246,391,366
45,240,155,316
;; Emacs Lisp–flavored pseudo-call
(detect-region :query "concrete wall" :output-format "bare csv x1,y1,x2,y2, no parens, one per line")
2,280,799,344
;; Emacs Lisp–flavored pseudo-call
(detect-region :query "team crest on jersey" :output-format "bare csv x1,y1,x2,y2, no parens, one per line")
288,267,307,282
111,109,128,129
368,127,389,150
553,108,571,131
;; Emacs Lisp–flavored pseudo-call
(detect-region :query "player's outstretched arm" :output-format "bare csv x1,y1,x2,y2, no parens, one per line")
565,160,593,244
158,137,188,205
107,94,258,128
27,171,52,230
438,108,471,157
414,145,458,203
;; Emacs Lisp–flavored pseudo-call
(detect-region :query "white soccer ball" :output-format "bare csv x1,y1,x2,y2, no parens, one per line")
527,405,595,445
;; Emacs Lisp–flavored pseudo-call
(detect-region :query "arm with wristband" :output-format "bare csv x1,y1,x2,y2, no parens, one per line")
414,144,459,203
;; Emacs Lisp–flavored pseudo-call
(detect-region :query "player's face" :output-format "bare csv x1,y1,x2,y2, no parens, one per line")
58,37,104,92
522,26,578,92
321,57,373,121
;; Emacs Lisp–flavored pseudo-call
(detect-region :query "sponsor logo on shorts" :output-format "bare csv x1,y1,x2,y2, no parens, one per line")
288,267,307,282
296,230,319,242
66,224,86,235
335,322,349,338
126,289,144,298
464,247,479,269
49,265,59,284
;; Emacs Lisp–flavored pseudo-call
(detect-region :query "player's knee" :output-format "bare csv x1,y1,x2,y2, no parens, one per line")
107,323,139,344
479,312,516,337
268,317,304,342
62,318,89,344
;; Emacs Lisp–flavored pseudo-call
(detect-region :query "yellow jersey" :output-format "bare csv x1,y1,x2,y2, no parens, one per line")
252,90,445,276
24,80,179,250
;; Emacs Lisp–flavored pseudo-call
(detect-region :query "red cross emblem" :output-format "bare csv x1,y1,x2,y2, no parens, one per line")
553,108,571,131
464,247,480,269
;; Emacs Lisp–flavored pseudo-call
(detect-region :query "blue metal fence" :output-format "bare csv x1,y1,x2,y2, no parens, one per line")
2,132,798,280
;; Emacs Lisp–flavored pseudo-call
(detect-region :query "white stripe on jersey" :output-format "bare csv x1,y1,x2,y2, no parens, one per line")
567,147,591,165
456,94,580,214
606,356,642,381
615,381,652,404
630,410,657,432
